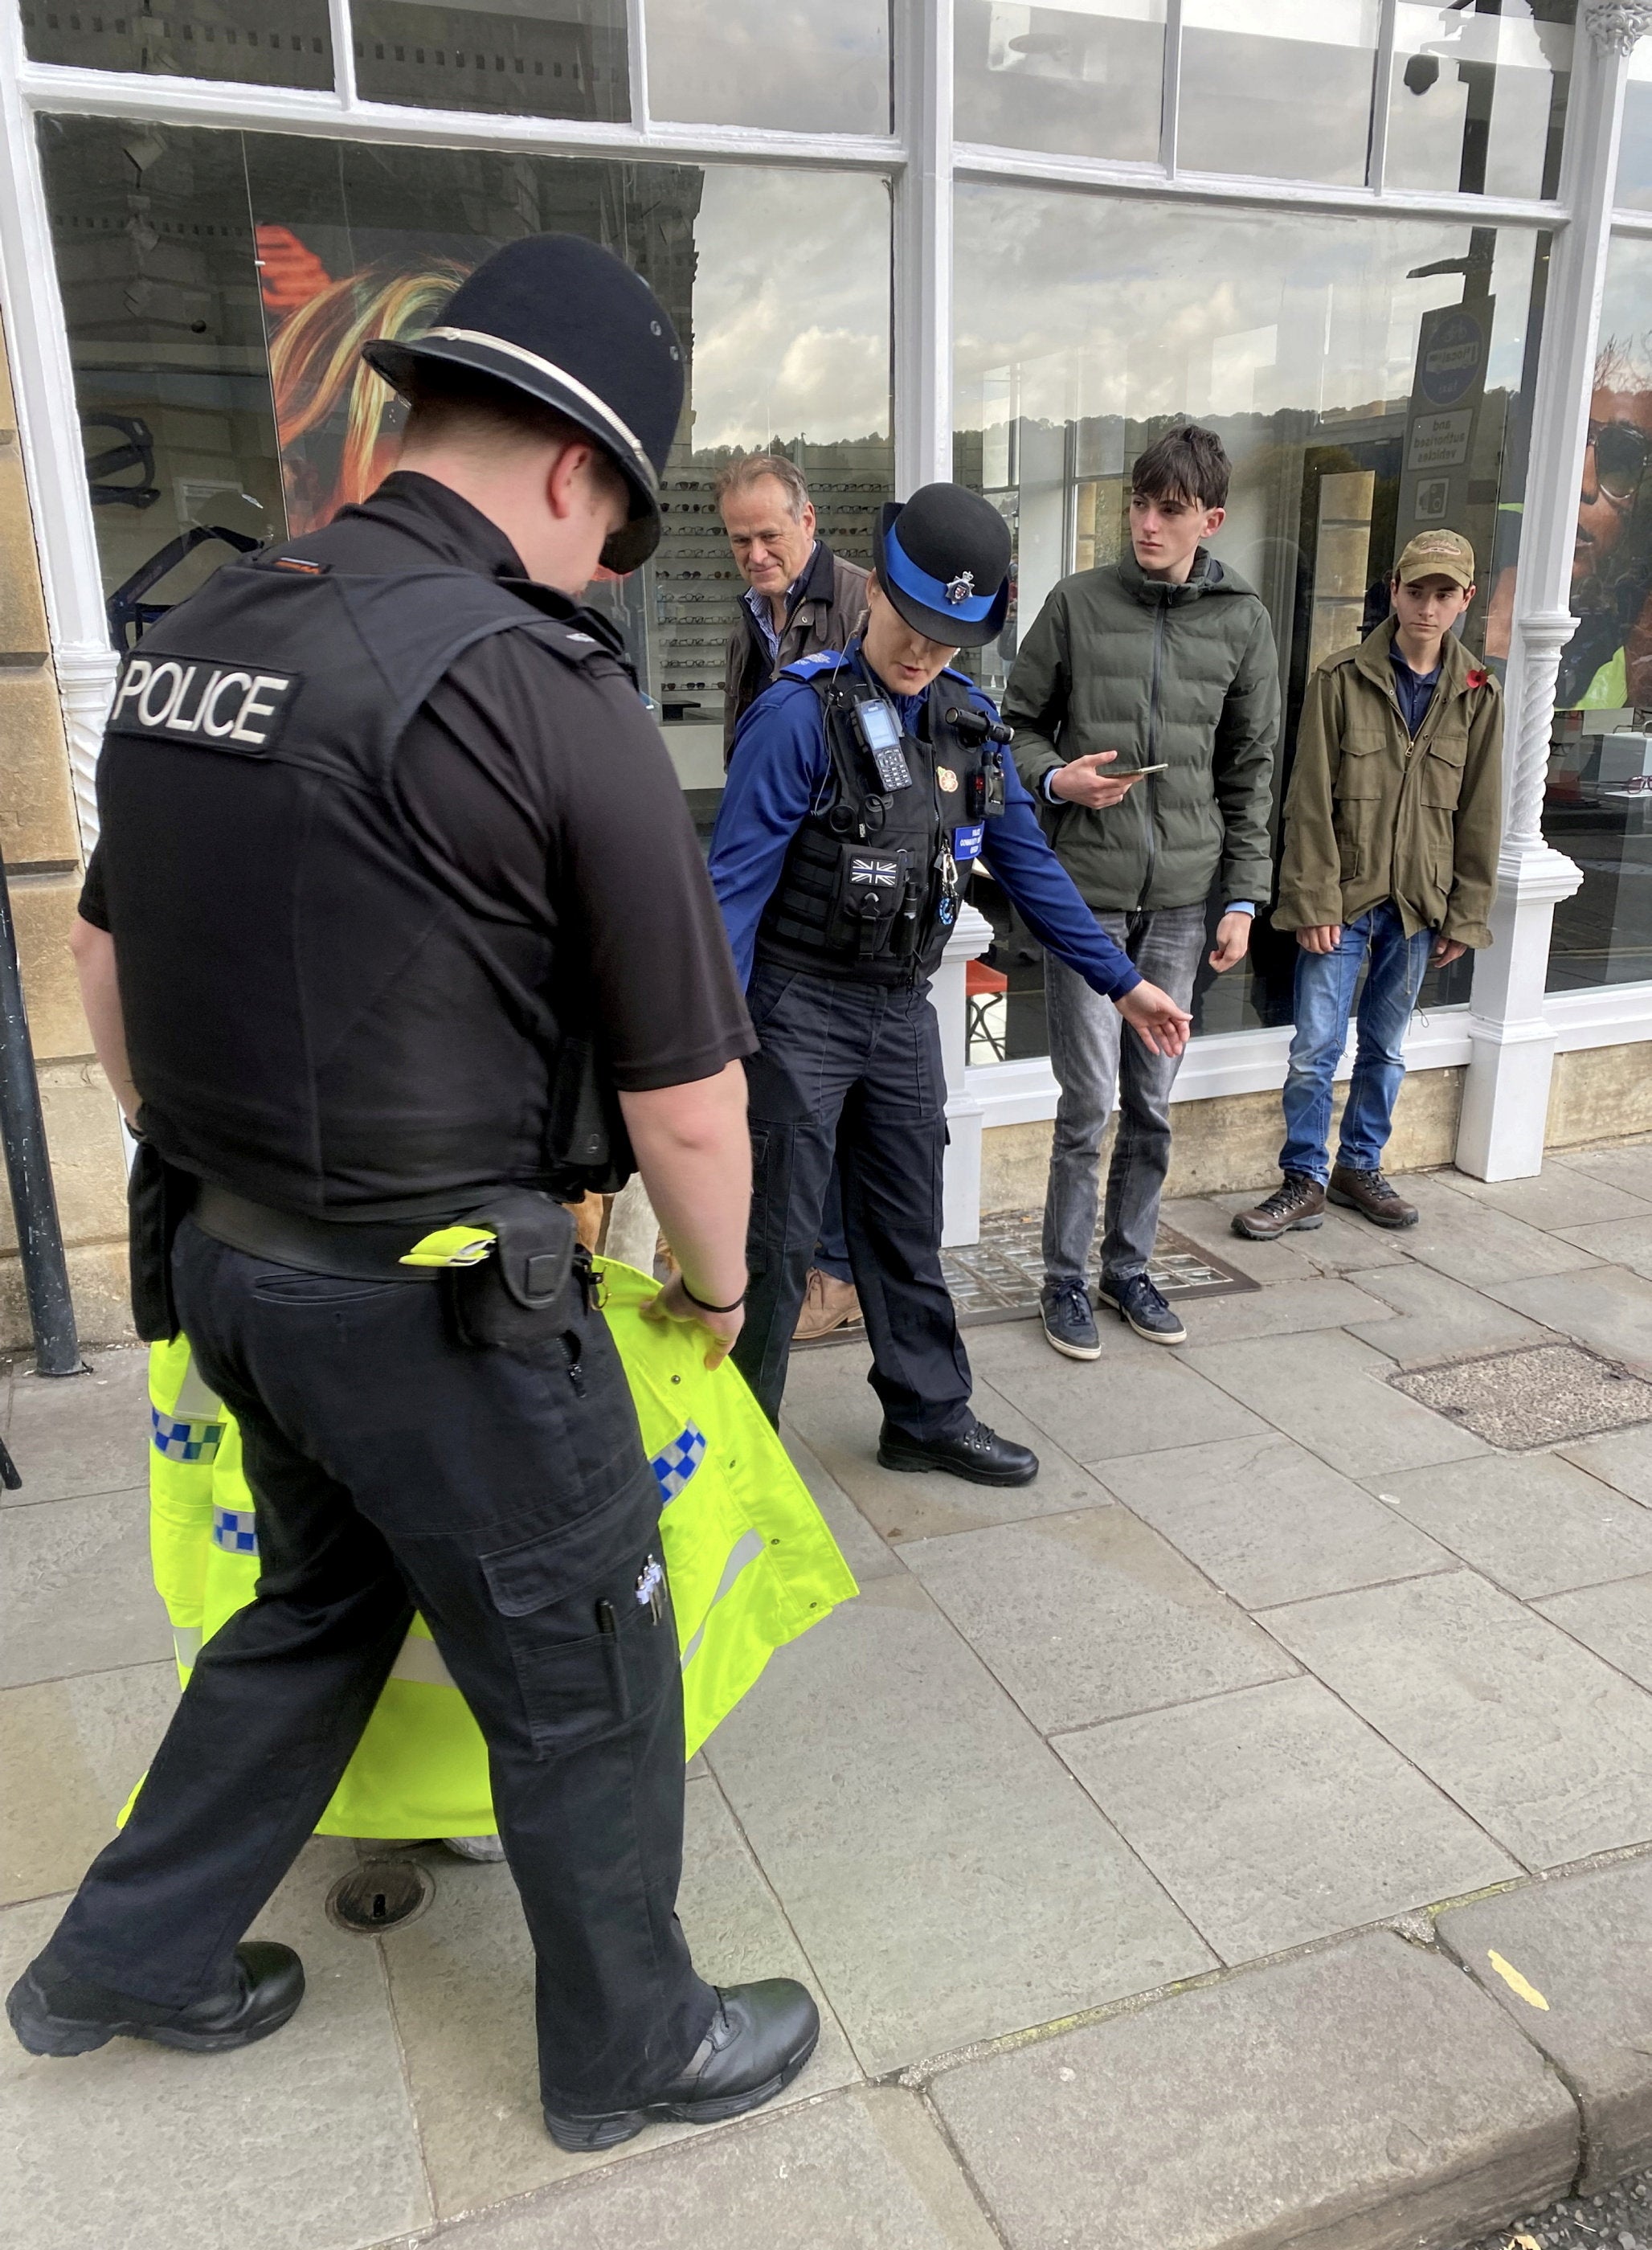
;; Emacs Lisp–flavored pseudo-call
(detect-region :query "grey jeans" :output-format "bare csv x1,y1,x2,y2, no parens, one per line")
1042,903,1208,1291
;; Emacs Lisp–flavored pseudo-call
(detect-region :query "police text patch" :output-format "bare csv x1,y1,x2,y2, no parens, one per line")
108,653,300,755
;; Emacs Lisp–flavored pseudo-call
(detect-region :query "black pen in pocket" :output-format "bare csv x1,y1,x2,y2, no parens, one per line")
595,1599,618,1638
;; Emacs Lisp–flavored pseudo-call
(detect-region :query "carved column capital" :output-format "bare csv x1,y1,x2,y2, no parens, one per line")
1585,1,1652,56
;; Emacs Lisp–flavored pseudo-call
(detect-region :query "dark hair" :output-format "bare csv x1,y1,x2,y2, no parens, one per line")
401,359,595,457
1131,423,1231,513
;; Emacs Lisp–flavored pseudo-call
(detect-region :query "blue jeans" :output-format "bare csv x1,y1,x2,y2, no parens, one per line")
1279,903,1433,1184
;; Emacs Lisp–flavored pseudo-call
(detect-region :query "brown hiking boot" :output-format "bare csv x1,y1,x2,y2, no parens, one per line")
1232,1174,1327,1241
792,1269,862,1341
1328,1164,1418,1229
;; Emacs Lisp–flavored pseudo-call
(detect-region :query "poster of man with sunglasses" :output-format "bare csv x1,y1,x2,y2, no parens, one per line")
1556,342,1652,711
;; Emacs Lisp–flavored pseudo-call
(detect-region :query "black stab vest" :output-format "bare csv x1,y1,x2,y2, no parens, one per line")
754,663,998,987
96,554,635,1221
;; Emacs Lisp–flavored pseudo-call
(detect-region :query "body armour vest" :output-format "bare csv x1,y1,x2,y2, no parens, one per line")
754,653,1007,987
96,554,634,1221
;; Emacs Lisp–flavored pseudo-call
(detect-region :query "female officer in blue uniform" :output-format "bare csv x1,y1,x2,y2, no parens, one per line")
709,484,1192,1487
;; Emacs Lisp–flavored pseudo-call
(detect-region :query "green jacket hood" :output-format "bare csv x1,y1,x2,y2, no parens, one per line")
1116,547,1261,609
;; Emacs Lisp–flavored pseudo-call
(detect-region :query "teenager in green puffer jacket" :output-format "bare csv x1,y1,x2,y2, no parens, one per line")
1004,424,1280,1355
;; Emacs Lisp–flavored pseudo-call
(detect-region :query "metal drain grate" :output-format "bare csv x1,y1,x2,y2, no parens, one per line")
325,1856,434,1935
1391,1341,1652,1450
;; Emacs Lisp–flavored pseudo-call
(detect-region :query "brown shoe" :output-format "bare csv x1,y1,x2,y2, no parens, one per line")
1232,1173,1327,1241
1328,1164,1418,1229
792,1269,862,1342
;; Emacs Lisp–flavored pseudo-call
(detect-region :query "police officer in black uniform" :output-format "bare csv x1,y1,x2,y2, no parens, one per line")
6,236,819,2154
709,485,1192,1479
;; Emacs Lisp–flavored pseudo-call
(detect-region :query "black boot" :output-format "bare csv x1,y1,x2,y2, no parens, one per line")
877,1416,1037,1487
543,1978,820,2154
7,1942,305,2058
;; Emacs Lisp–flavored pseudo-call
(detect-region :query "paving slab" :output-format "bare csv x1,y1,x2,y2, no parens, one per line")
930,1931,1578,2250
1535,1574,1652,1689
1155,1272,1396,1347
1553,1213,1652,1282
1097,1431,1451,1609
0,1839,431,2250
1181,1330,1489,1479
1371,1175,1601,1291
382,1773,860,2217
1558,1142,1652,1202
1438,1164,1652,1230
1264,1569,1652,1867
1183,1192,1413,1278
959,1323,1269,1468
1558,1424,1652,1505
780,1426,903,1581
703,1573,1215,2074
1343,1262,1552,1366
901,1507,1296,1731
1058,1675,1519,1962
2,1350,149,1506
1486,1266,1652,1377
1437,1855,1652,2191
423,2085,1002,2250
0,1483,170,1688
0,1661,177,1905
1368,1454,1652,1598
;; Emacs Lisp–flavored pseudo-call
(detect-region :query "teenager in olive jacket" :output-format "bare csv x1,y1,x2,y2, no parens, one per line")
1004,425,1278,1352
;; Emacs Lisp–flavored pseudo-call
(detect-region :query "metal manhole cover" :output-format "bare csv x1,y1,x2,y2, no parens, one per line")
325,1856,435,1935
1390,1342,1652,1450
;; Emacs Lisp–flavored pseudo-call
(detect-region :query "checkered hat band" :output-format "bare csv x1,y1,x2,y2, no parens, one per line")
152,1405,225,1464
212,1506,259,1556
651,1422,708,1504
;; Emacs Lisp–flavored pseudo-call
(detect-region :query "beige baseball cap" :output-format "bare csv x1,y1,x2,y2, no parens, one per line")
1394,529,1475,588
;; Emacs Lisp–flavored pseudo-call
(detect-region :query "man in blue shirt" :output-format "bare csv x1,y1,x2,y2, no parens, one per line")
709,484,1192,1487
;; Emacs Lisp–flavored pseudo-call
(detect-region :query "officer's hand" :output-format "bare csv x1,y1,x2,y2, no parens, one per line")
1049,752,1143,810
640,1270,745,1370
1115,980,1192,1058
1297,925,1343,955
1208,912,1253,973
1432,935,1467,966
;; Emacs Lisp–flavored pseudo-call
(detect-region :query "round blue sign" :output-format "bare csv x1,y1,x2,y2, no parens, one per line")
1419,309,1485,409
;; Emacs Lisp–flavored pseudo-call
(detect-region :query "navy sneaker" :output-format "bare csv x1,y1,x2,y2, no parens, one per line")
1098,1273,1187,1346
1041,1282,1102,1361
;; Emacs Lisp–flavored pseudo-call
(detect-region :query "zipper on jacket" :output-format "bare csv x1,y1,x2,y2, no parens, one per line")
1138,601,1166,908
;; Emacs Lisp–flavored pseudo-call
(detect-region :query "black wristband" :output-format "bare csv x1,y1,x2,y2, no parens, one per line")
679,1274,746,1315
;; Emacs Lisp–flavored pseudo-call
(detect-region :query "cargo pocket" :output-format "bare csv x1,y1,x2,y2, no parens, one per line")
1332,744,1381,882
1419,734,1467,809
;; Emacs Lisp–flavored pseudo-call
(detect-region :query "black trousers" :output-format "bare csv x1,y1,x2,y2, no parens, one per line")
39,1217,715,2117
732,963,973,1439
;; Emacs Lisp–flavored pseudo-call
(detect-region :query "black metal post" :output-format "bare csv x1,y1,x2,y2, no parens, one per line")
0,853,81,1376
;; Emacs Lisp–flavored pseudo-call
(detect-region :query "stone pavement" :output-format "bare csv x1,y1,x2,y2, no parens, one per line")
7,1146,1652,2249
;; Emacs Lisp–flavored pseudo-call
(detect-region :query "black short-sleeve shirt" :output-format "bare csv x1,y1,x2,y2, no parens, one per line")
84,473,752,1094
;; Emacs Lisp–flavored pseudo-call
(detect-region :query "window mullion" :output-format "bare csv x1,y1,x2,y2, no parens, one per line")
893,0,951,493
1159,0,1183,179
1367,0,1397,195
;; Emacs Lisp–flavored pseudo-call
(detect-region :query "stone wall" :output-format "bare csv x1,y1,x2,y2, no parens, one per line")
1545,1041,1652,1150
0,326,129,1355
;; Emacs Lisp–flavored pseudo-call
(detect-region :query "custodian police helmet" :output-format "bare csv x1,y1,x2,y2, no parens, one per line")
873,483,1012,648
364,234,685,575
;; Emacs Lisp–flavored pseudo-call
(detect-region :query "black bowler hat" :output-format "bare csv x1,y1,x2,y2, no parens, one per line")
873,483,1012,648
364,234,684,573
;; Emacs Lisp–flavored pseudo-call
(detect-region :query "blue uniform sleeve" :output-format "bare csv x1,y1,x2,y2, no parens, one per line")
708,681,830,988
978,740,1143,1001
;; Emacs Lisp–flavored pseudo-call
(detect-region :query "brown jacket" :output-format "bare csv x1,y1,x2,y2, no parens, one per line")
722,541,869,763
1274,616,1503,948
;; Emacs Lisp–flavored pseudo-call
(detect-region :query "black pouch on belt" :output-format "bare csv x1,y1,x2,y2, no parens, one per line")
447,1187,579,1352
127,1140,194,1344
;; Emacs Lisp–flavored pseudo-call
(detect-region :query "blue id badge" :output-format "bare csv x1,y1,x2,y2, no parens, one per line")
951,821,986,863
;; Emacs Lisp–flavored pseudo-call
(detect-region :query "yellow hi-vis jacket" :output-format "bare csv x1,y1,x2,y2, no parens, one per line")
145,1258,856,1839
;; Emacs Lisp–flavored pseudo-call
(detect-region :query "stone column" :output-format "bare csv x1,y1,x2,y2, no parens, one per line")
935,901,994,1246
1457,7,1642,1176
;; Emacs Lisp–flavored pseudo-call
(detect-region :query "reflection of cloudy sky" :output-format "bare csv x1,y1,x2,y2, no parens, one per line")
954,184,1537,429
646,0,889,134
689,167,892,448
1600,235,1652,379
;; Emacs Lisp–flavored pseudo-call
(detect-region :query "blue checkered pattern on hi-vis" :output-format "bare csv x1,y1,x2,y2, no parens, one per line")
152,1405,225,1463
651,1423,707,1504
212,1506,258,1556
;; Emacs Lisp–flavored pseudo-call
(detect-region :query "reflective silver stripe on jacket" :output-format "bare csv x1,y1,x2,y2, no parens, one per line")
677,1528,767,1670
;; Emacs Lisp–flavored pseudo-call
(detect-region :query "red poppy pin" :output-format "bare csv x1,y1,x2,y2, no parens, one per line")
1466,667,1490,689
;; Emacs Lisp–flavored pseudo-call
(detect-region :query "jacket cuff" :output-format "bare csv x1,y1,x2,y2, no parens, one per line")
1107,964,1143,1000
1272,894,1342,932
1441,918,1491,949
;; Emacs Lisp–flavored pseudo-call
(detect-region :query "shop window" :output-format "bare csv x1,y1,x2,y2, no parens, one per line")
647,0,890,135
38,117,892,841
954,183,1541,1055
1179,0,1380,189
1617,42,1652,212
1545,234,1652,994
954,0,1166,166
352,0,627,117
1385,2,1572,202
21,0,333,86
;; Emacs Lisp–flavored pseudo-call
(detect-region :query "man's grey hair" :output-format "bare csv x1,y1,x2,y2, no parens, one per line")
712,452,812,520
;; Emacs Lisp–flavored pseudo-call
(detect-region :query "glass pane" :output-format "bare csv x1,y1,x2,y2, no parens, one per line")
1617,40,1652,211
955,182,1542,1051
954,0,1166,166
1387,2,1572,202
353,0,628,118
1179,0,1380,188
1546,233,1652,992
22,0,333,88
39,117,891,831
648,0,890,135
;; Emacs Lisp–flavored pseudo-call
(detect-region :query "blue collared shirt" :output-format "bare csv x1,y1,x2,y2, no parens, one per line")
709,647,1142,1000
742,544,820,666
1390,644,1441,736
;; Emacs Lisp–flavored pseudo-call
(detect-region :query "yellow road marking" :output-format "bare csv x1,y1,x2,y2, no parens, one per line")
1486,1950,1549,2010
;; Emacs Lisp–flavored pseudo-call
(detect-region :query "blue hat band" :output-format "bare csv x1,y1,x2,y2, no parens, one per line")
883,520,998,625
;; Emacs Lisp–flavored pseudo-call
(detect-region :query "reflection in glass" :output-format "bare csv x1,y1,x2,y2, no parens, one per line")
954,0,1166,165
38,117,891,817
1617,41,1652,211
954,182,1540,1044
1179,0,1380,187
22,0,333,89
647,0,890,135
1385,2,1572,202
353,0,628,118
